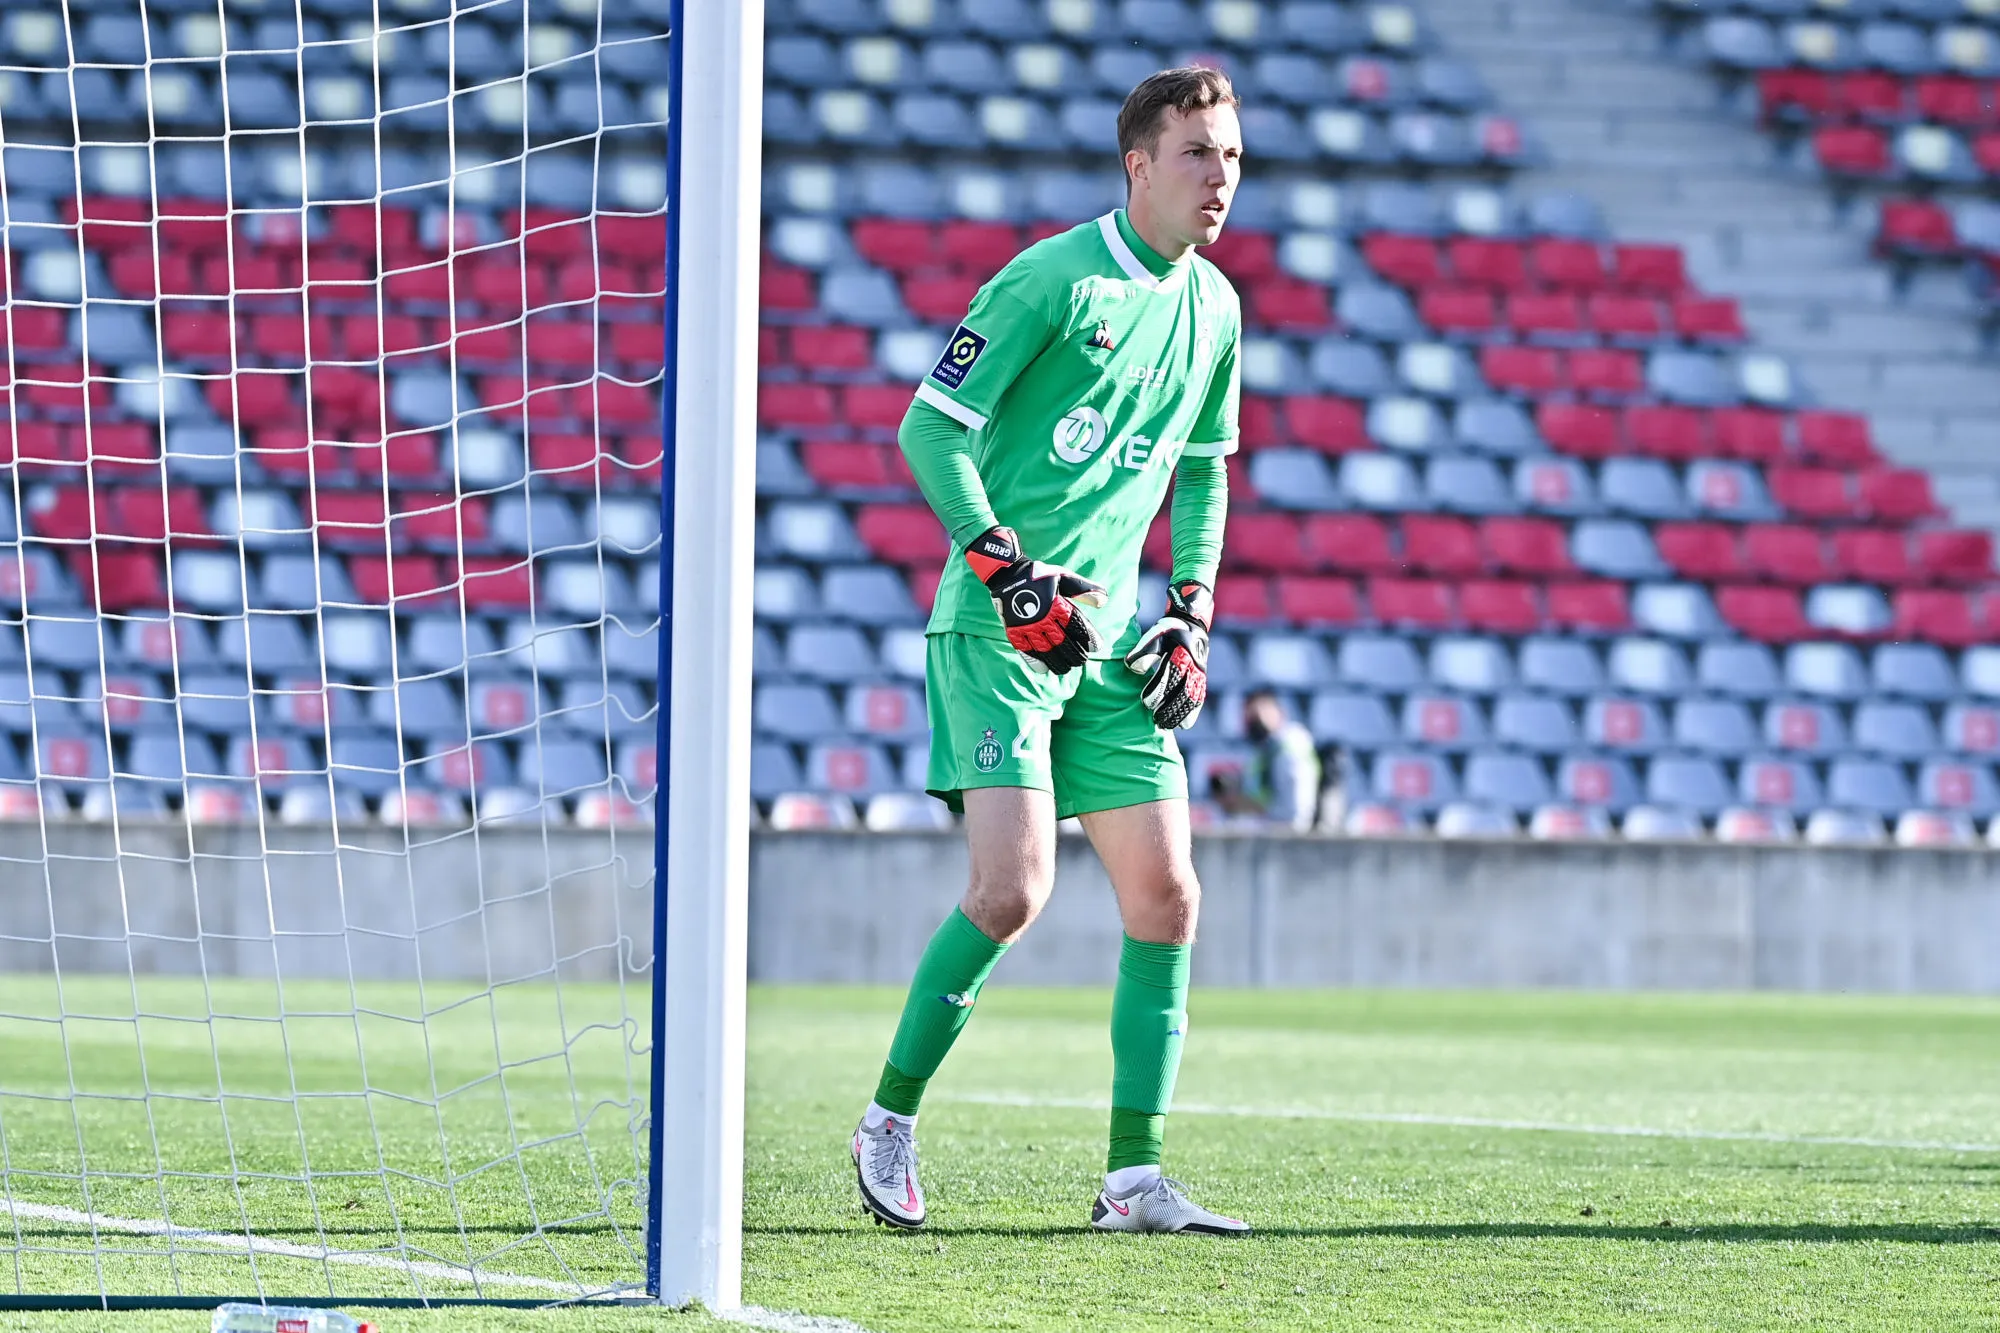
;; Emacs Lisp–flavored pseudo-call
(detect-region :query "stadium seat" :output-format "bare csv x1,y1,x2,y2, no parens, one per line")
1427,636,1514,694
1402,694,1488,749
1584,696,1665,752
1739,755,1824,814
1369,750,1457,811
1554,754,1638,811
1763,699,1848,755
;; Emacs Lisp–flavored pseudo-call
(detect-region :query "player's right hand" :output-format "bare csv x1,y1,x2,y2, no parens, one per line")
963,525,1107,675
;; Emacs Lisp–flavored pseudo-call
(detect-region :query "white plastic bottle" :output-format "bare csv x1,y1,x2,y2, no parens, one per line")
210,1303,377,1333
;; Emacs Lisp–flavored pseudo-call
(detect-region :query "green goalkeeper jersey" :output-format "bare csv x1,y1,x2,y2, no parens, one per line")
913,208,1241,657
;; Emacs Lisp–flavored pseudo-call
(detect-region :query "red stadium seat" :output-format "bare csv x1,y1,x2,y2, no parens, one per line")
1717,585,1810,642
1655,522,1746,580
855,504,948,563
395,492,481,548
1368,577,1455,629
85,423,159,474
759,260,817,313
1361,233,1441,287
1213,575,1275,624
1301,513,1396,573
1547,581,1629,632
1624,405,1708,460
9,307,67,354
1200,229,1279,282
1743,524,1831,584
1672,295,1747,342
1249,279,1332,330
1875,199,1958,258
1568,348,1644,398
1793,410,1878,467
801,441,901,491
1832,528,1914,584
902,274,981,324
1400,515,1483,575
349,555,453,606
522,318,599,372
361,432,440,480
1275,576,1361,626
1611,244,1686,296
81,549,166,612
1835,71,1907,122
27,487,94,541
1527,238,1606,291
1536,402,1619,458
453,556,529,609
1769,466,1861,520
597,214,666,268
1281,396,1368,452
1460,580,1541,634
526,432,603,486
1446,237,1528,291
309,491,388,549
938,222,1023,279
1859,468,1939,523
1813,125,1893,177
1914,75,1989,128
1226,512,1311,572
1972,131,2000,177
1239,395,1282,449
1481,517,1572,575
851,219,941,274
161,308,234,363
1583,293,1665,342
1916,529,1995,584
1893,589,1982,646
1757,68,1836,125
757,381,837,430
841,383,911,432
1480,344,1564,396
1711,407,1788,461
1504,291,1583,339
1417,285,1498,336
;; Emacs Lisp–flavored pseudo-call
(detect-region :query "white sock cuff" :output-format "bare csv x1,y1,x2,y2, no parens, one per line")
863,1102,914,1132
1105,1164,1161,1195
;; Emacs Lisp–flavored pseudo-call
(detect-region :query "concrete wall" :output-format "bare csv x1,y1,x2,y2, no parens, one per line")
0,824,1995,992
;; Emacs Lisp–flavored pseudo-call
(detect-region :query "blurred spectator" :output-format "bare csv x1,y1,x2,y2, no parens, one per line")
1211,690,1323,831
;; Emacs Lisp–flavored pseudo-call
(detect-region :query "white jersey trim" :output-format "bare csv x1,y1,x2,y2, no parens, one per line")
914,380,988,431
1182,437,1239,458
1096,212,1187,293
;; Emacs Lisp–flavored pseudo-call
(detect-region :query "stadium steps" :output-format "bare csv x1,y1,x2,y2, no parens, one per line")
1419,0,2000,532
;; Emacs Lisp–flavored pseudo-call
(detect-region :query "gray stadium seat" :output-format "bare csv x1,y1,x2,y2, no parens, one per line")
1942,703,2000,757
1644,754,1731,816
1601,458,1692,519
1697,641,1782,698
1671,698,1756,755
1492,694,1578,753
370,678,466,740
1554,754,1639,811
755,683,841,741
1368,749,1456,811
1519,636,1603,696
1337,634,1425,692
1455,399,1539,455
1702,17,1784,69
1248,451,1343,510
1434,801,1520,837
1571,519,1665,579
1337,453,1424,513
754,565,819,623
1762,699,1848,754
517,738,610,797
26,615,105,671
1784,642,1868,700
1427,636,1514,694
1918,760,1999,815
1804,809,1888,847
1632,582,1723,639
1623,804,1705,840
1359,180,1445,233
1309,340,1392,397
1828,759,1915,816
1425,456,1514,515
843,682,926,740
805,741,895,796
1846,701,1935,759
1583,696,1666,752
1872,643,1957,701
1739,754,1825,813
766,501,866,560
823,566,924,624
1462,751,1552,813
1648,350,1732,405
1805,585,1891,638
1335,283,1422,342
783,624,877,682
1687,460,1774,519
1307,692,1398,749
1400,694,1487,749
1248,634,1334,688
1370,397,1448,452
1607,637,1692,695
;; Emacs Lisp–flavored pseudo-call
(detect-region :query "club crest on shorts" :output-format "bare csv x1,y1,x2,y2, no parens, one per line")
973,727,1004,773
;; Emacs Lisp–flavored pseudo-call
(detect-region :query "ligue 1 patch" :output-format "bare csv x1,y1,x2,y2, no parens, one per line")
973,727,1004,773
929,324,988,390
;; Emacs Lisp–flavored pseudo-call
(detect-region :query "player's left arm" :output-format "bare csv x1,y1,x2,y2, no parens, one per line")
1125,303,1239,730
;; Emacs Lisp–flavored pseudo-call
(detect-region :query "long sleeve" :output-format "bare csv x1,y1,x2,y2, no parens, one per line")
1168,453,1228,589
897,397,999,549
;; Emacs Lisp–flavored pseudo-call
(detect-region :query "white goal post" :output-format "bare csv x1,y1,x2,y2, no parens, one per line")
651,0,764,1312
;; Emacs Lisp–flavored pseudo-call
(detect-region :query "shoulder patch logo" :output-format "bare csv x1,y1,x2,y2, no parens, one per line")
929,324,988,390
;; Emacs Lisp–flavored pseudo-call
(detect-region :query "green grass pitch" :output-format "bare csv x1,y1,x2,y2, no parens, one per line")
3,981,1998,1331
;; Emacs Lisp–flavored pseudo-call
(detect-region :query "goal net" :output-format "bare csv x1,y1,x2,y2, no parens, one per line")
0,0,684,1306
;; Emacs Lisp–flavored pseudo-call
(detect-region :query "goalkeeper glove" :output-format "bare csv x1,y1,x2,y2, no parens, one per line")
964,525,1107,675
1124,579,1213,730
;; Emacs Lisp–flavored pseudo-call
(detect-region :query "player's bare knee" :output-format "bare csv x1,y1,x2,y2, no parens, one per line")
963,862,1053,943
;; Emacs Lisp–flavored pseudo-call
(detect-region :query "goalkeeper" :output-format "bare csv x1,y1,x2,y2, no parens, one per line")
850,67,1247,1237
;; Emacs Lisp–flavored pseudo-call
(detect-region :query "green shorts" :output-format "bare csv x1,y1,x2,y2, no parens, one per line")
924,632,1187,820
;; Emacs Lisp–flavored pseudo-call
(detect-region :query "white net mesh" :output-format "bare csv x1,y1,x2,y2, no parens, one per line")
0,0,667,1303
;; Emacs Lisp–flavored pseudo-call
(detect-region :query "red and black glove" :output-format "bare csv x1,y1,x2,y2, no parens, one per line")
964,525,1107,675
1124,580,1212,730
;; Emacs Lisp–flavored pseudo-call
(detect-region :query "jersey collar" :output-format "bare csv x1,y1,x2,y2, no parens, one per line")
1097,209,1188,293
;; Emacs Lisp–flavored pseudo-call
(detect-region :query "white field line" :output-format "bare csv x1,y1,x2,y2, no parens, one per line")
722,1306,881,1333
3,1201,599,1297
943,1092,2000,1155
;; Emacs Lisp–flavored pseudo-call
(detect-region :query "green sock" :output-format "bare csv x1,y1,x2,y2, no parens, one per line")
1107,935,1191,1173
871,907,1009,1117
